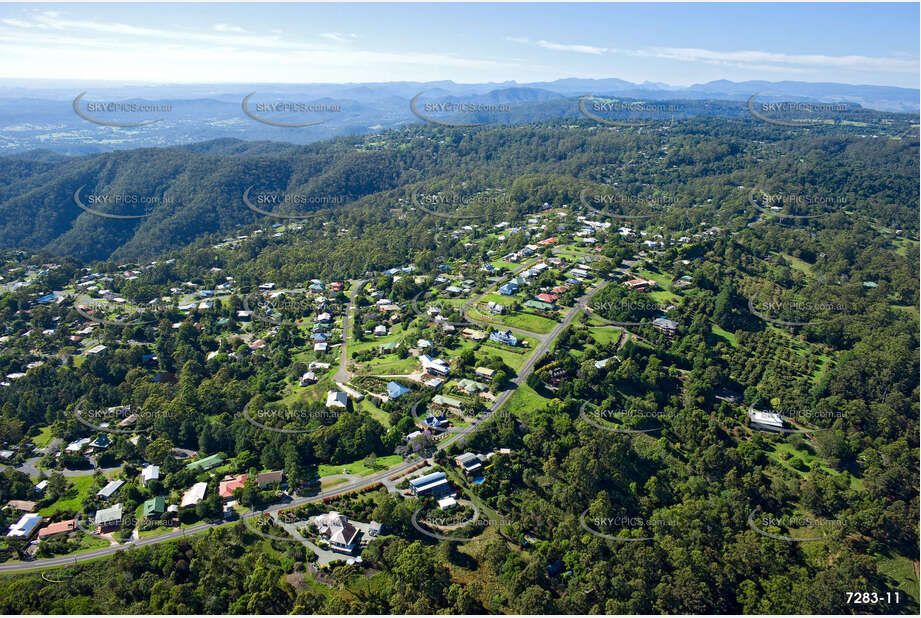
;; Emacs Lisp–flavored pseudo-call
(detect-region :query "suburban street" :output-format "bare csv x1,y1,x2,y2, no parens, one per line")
333,279,367,384
1,262,614,574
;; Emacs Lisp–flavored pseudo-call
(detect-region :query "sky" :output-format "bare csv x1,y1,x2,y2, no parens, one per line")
0,2,917,88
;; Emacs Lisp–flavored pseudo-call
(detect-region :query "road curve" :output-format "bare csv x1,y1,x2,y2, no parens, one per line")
0,280,609,574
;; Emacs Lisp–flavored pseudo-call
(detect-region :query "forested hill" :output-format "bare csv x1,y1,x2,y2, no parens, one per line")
0,118,917,263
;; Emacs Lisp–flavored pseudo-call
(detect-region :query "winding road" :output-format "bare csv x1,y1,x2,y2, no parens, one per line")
0,269,614,574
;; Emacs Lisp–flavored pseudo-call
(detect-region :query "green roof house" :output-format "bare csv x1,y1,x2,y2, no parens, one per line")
143,496,166,518
185,453,224,472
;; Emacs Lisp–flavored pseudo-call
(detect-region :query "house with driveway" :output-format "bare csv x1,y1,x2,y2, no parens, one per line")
313,511,360,554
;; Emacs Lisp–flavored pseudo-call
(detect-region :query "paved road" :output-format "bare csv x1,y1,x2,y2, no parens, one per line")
333,279,367,384
0,273,610,574
441,279,609,447
0,458,422,574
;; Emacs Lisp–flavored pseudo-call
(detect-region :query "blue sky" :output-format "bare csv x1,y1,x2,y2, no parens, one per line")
0,3,917,87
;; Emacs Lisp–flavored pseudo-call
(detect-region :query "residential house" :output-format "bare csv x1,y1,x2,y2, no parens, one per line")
624,278,656,291
409,471,450,497
489,330,518,346
94,503,124,533
7,500,36,513
748,408,784,431
456,379,488,395
181,482,209,508
326,391,348,409
96,479,124,502
438,496,457,510
186,453,224,472
498,282,518,295
387,381,411,399
257,470,284,488
219,475,247,501
652,317,679,336
314,511,360,554
455,453,483,476
140,464,160,487
474,366,496,380
420,354,450,377
143,496,166,519
432,394,463,410
299,371,318,386
7,513,42,538
37,518,77,540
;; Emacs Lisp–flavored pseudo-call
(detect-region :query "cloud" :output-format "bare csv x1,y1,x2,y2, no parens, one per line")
643,47,919,73
214,24,246,33
319,32,358,43
535,40,612,55
1,18,34,28
511,36,919,74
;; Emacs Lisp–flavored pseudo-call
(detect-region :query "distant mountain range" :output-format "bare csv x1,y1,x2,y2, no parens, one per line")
0,78,916,156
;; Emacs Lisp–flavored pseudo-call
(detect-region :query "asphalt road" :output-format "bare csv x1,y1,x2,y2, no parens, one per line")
333,279,367,384
1,273,610,574
0,458,421,574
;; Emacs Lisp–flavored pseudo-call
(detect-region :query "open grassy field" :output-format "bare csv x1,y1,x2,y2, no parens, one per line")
317,454,403,478
711,323,739,348
503,382,550,419
38,474,99,516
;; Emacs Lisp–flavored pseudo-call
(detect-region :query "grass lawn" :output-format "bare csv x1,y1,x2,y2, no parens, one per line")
38,475,99,516
503,382,550,419
350,323,408,354
874,550,921,607
766,440,857,485
468,306,558,334
475,345,528,374
588,327,622,347
32,425,55,448
358,398,392,428
892,236,919,258
320,477,349,490
317,454,403,478
778,252,816,277
361,356,418,376
711,323,739,348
